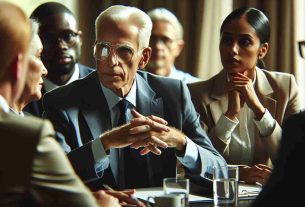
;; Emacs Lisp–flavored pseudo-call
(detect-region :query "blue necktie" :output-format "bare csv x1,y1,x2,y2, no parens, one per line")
117,99,129,126
117,99,129,189
117,99,150,189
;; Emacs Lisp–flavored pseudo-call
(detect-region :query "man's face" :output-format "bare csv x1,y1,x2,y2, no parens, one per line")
94,19,147,97
147,20,183,76
39,12,81,78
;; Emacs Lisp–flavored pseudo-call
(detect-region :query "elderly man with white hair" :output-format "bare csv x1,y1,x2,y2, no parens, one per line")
43,5,226,191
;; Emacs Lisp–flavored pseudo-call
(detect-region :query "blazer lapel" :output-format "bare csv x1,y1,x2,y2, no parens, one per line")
255,68,277,117
209,70,228,124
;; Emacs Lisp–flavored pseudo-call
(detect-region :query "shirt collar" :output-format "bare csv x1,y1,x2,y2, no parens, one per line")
100,79,137,110
44,63,80,92
0,95,9,113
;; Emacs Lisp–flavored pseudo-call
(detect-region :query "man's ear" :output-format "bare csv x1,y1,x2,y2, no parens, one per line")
138,47,152,69
174,39,184,57
10,53,24,82
78,30,83,46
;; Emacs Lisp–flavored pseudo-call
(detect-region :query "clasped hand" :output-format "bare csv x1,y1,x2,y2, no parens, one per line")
100,110,186,155
226,72,265,120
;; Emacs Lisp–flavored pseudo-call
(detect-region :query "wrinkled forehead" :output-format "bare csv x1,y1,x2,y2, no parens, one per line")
96,18,139,48
39,13,78,33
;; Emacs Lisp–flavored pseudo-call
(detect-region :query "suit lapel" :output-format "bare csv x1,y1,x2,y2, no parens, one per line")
209,70,228,124
255,68,277,117
81,73,112,140
135,74,164,118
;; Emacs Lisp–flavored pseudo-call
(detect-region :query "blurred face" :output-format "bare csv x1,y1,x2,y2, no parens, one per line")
147,20,183,76
23,34,48,101
39,12,81,78
94,19,151,97
220,17,265,76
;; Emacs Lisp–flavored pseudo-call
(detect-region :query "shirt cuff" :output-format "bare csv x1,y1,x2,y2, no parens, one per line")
254,109,275,136
215,114,239,142
176,137,198,170
92,138,109,172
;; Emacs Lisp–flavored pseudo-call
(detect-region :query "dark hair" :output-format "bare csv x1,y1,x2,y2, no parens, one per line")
30,2,74,22
220,7,270,44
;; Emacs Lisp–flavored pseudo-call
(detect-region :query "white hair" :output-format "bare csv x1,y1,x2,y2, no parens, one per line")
29,18,39,42
147,8,183,40
95,5,152,49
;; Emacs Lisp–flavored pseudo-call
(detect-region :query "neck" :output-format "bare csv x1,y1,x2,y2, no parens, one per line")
47,72,73,86
11,96,29,113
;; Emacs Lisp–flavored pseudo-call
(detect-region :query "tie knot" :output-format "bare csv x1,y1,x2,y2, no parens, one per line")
117,99,129,125
118,99,129,113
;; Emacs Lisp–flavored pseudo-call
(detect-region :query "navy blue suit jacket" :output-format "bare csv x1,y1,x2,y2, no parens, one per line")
43,70,226,189
24,64,93,117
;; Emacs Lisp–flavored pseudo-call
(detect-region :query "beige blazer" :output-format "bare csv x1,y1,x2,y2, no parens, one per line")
0,110,99,207
188,68,301,166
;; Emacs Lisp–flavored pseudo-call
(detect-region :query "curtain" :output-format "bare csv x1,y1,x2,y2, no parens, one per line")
195,0,232,80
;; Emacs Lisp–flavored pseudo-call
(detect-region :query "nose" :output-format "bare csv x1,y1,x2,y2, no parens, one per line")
41,63,48,77
107,47,119,66
151,38,165,49
56,38,68,50
230,42,239,55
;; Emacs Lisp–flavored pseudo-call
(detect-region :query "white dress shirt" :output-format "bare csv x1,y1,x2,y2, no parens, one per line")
215,74,275,165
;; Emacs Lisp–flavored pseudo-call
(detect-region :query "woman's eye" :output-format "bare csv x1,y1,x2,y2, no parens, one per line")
221,36,232,44
239,38,251,47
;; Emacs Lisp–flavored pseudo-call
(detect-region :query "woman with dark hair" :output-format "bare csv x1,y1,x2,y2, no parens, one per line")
188,7,301,185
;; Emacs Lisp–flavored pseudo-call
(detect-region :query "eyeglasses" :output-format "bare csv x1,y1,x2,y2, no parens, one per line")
93,42,136,63
149,35,176,48
40,30,80,48
298,40,305,59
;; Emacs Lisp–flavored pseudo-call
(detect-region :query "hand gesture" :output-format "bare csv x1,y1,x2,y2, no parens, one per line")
129,110,186,155
228,73,265,119
100,110,170,153
239,164,272,185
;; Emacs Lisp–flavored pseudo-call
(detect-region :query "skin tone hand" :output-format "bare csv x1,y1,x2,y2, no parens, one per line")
130,110,187,155
93,190,121,207
100,110,170,154
228,72,265,120
239,164,272,185
96,189,146,207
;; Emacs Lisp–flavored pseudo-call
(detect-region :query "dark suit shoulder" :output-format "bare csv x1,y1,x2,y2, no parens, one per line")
137,70,184,92
283,111,305,128
44,71,97,106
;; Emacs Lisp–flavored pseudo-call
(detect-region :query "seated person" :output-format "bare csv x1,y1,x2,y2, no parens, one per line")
43,5,226,191
0,3,120,206
188,7,301,185
146,7,200,83
24,2,94,117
